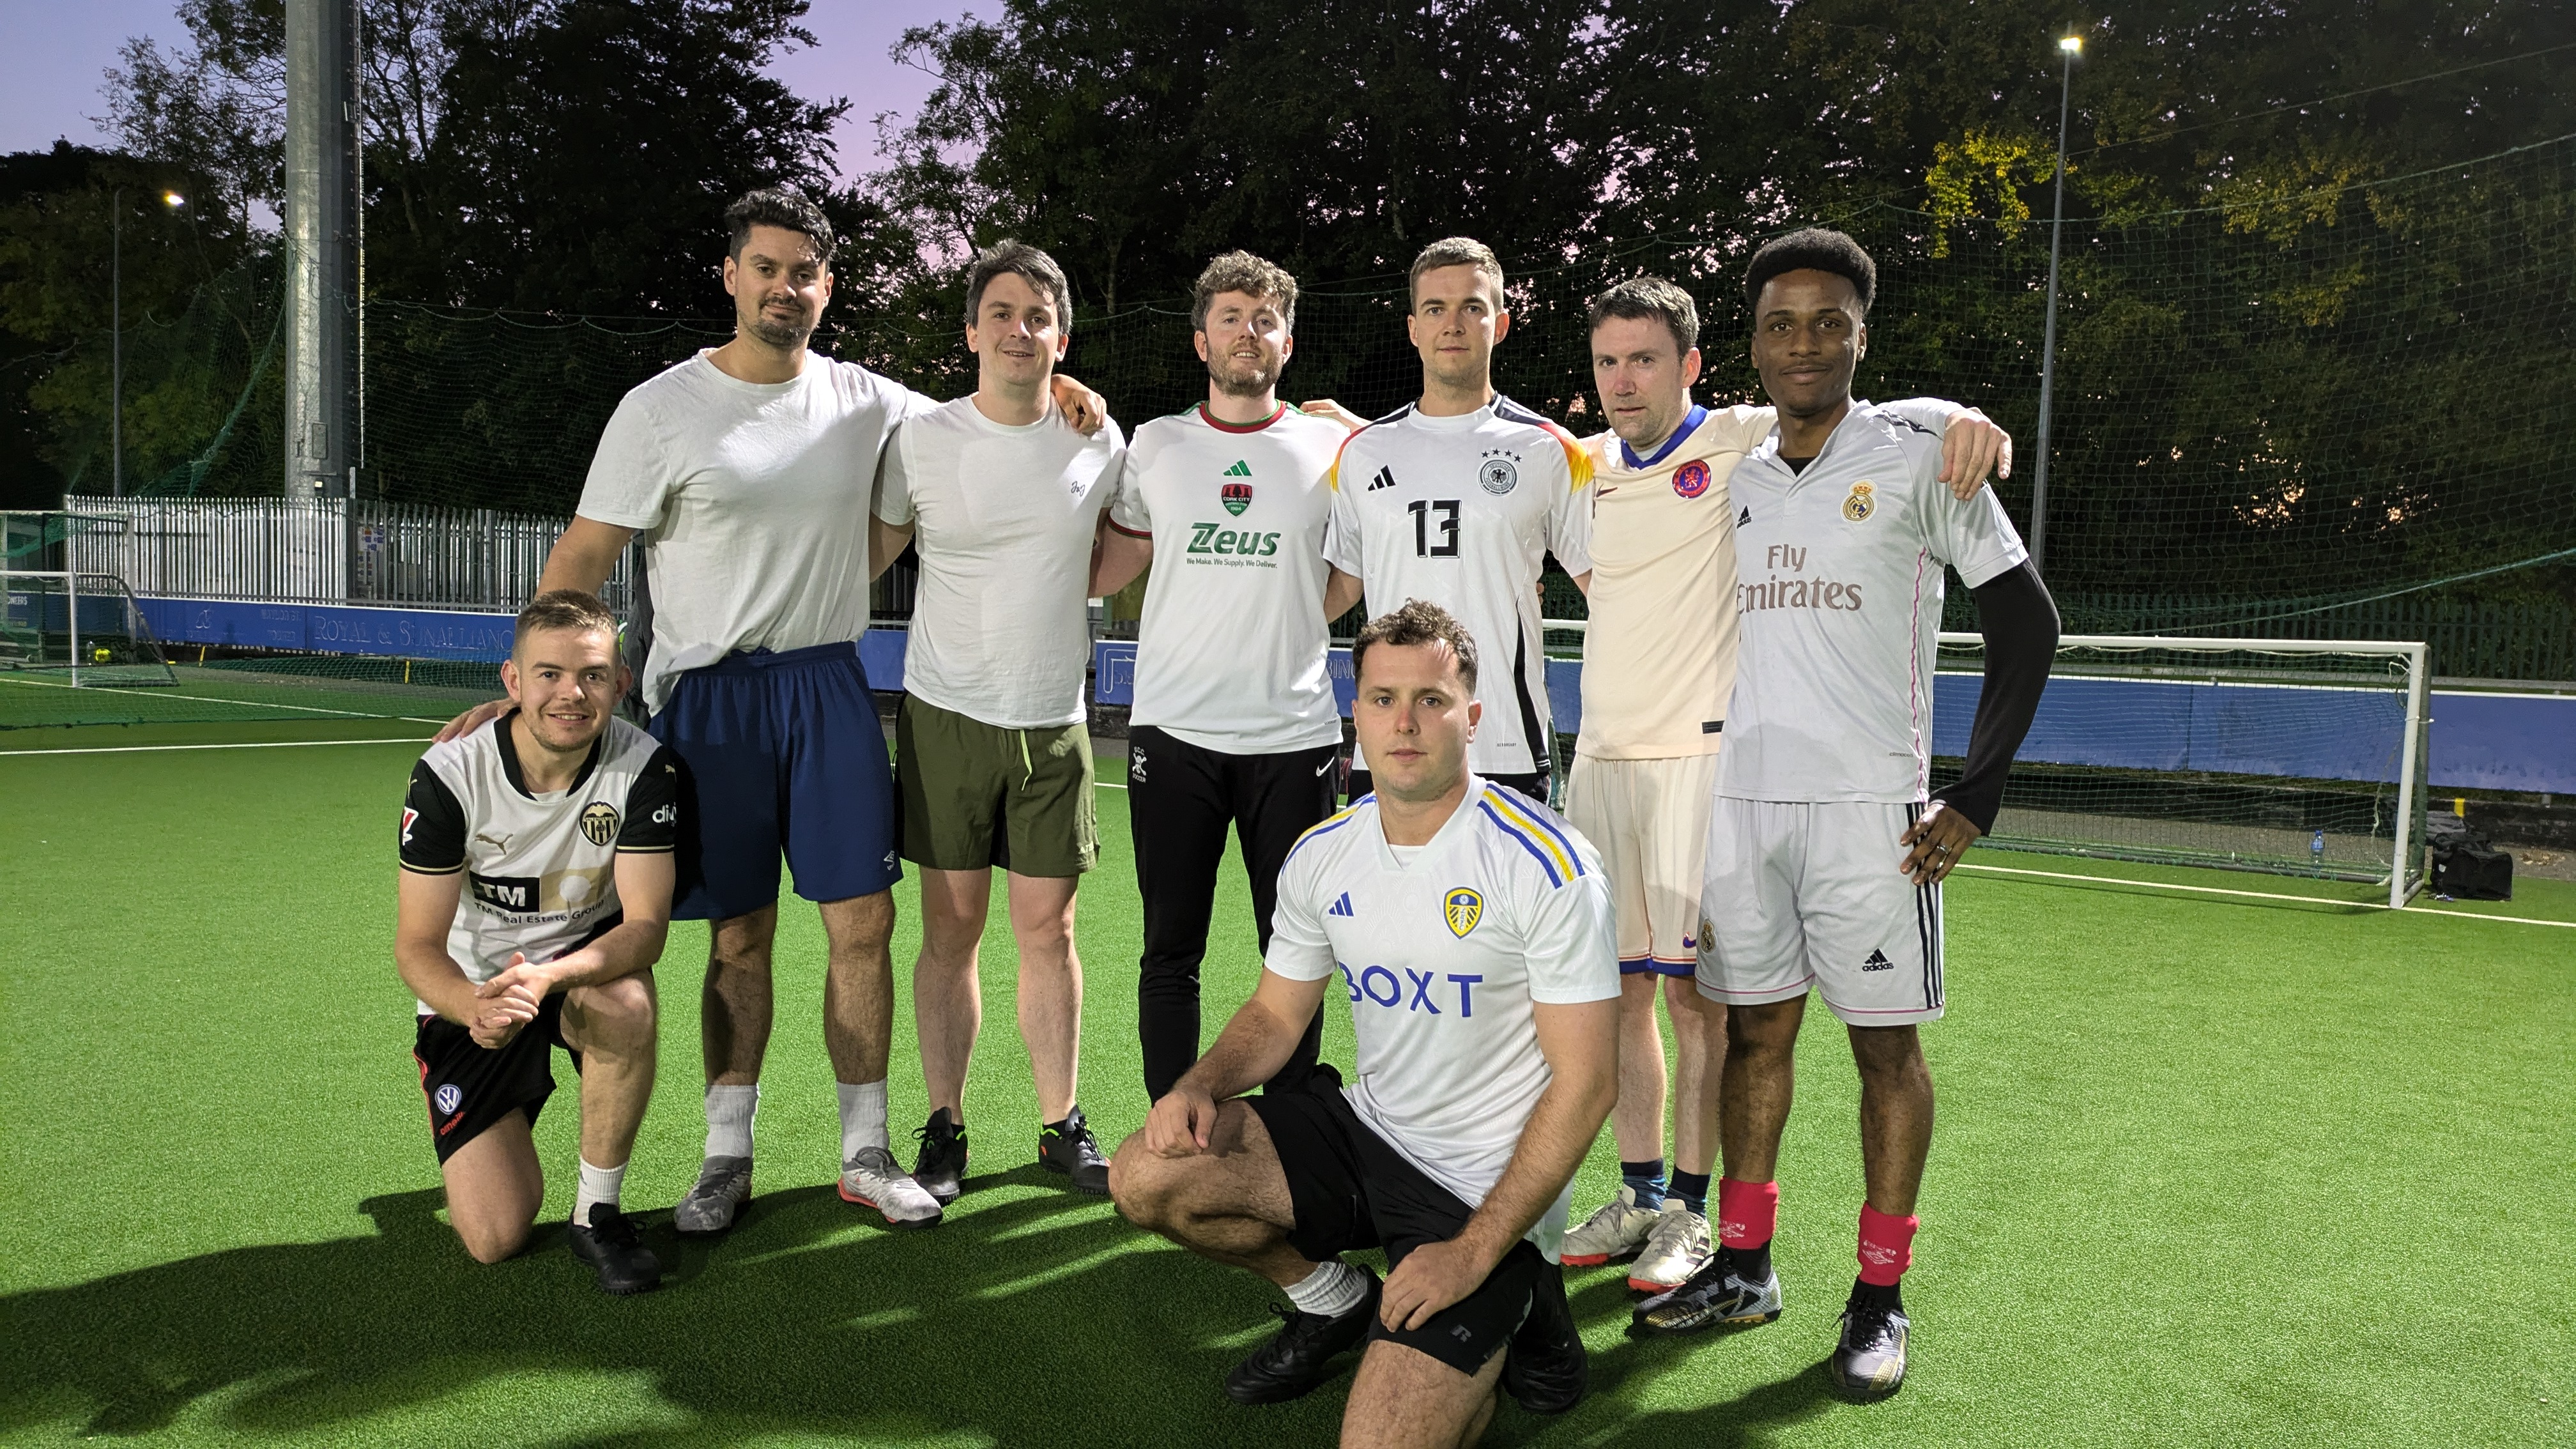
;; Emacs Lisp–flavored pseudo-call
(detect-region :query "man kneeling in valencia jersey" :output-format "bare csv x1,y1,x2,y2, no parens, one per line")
1110,601,1621,1448
396,590,680,1294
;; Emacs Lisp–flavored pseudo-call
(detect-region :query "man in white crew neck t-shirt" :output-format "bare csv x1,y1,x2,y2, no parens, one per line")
432,191,1107,1238
870,240,1128,1200
1324,236,1594,808
1089,250,1367,1103
1110,601,1620,1441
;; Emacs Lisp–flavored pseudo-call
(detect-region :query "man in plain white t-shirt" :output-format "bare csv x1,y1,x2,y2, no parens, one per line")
433,191,1105,1238
868,241,1128,1200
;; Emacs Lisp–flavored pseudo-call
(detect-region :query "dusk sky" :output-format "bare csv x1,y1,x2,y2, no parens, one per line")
0,0,991,184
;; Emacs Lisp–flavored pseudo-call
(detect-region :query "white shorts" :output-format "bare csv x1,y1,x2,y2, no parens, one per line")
1567,753,1719,977
1695,797,1945,1025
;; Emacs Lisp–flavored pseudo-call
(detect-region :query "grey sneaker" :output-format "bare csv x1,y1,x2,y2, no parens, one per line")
1560,1185,1659,1267
1830,1289,1910,1395
838,1146,944,1227
1627,1200,1713,1292
671,1154,753,1236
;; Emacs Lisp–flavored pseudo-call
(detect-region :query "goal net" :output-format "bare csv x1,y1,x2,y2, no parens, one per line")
1933,634,2428,907
1,569,180,694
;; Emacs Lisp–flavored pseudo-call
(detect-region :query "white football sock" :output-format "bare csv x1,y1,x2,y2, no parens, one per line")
705,1083,758,1160
838,1079,890,1162
1283,1257,1367,1318
574,1157,626,1225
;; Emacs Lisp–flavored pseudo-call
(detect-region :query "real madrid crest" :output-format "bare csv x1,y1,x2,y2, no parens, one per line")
580,801,621,847
1476,452,1519,495
1841,480,1876,522
1444,887,1483,938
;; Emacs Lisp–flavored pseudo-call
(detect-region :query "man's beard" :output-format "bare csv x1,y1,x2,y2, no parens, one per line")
744,308,811,349
1209,352,1281,399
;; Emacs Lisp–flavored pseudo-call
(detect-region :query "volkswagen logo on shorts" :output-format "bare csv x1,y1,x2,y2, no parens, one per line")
579,801,620,846
1673,459,1712,498
434,1083,463,1116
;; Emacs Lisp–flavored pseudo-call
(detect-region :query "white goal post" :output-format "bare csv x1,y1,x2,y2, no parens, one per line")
1540,622,2430,910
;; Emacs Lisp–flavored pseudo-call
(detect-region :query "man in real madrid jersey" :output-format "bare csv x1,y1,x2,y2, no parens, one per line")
1089,250,1367,1101
1108,602,1620,1445
1633,230,2058,1399
396,590,680,1294
1558,279,2009,1294
1322,237,1594,806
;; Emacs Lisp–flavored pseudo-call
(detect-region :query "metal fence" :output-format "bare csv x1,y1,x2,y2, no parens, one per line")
57,496,633,615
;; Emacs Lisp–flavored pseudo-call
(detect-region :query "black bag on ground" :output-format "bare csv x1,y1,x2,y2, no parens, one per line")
2425,814,2514,901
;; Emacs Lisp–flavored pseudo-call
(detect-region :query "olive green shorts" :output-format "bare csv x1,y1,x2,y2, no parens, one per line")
896,695,1098,877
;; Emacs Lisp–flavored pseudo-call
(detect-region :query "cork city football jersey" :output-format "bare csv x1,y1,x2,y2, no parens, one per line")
399,714,680,1012
1718,402,2027,805
1266,779,1620,1261
1325,395,1593,777
1109,402,1346,754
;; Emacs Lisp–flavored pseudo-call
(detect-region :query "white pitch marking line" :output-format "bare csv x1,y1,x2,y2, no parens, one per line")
1956,861,2576,930
0,671,450,723
0,737,432,756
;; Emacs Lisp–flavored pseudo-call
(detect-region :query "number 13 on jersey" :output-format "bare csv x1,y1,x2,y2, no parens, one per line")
1408,498,1460,557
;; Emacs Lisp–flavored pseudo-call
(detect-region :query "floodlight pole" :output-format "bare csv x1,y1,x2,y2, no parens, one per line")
284,0,358,501
111,189,121,498
2032,36,2081,575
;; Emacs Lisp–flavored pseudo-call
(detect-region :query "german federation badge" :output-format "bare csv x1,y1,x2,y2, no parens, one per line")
1444,887,1483,938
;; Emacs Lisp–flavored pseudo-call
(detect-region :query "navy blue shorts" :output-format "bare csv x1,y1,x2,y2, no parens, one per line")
650,641,901,921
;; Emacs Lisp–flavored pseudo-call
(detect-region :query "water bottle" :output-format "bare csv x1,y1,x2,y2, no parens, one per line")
2310,829,2326,873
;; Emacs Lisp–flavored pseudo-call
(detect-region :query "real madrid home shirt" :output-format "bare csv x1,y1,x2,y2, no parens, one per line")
1717,401,2027,806
1578,399,1967,762
1108,402,1344,754
576,351,934,713
399,713,680,1013
1265,779,1620,1261
873,395,1128,730
1324,395,1593,777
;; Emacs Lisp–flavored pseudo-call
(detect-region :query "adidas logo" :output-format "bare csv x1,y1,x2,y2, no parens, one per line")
1738,505,1752,526
1367,466,1398,491
1328,893,1355,917
1861,949,1894,972
1223,460,1252,477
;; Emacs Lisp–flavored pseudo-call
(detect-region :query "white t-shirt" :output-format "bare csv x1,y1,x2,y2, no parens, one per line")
1324,395,1593,776
1110,402,1344,753
1719,401,2029,804
1267,778,1621,1262
874,395,1128,729
576,351,931,713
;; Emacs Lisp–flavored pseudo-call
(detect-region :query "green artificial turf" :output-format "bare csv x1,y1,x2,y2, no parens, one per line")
2,731,2570,1447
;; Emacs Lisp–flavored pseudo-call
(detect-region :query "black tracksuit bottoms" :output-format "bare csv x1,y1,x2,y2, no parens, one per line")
1126,724,1341,1101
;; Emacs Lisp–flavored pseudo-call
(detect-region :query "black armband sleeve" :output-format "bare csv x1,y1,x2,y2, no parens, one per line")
1930,562,2060,834
616,746,682,852
399,761,468,873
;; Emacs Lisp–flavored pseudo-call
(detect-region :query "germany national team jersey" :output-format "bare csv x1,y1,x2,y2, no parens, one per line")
1110,402,1346,754
1324,395,1593,777
399,713,680,1012
1266,779,1620,1261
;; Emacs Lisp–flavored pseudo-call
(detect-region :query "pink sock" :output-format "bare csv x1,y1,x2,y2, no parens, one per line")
1857,1204,1919,1285
1717,1176,1779,1249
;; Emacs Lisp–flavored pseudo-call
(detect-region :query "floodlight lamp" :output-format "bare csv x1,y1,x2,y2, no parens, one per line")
2058,35,2083,54
162,192,185,208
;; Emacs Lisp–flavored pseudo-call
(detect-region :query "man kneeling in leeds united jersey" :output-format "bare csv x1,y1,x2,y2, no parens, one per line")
397,590,680,1294
1110,601,1621,1448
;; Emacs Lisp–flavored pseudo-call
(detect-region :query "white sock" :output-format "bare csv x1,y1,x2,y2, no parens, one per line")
574,1157,626,1225
1283,1257,1367,1318
705,1083,758,1160
838,1079,890,1163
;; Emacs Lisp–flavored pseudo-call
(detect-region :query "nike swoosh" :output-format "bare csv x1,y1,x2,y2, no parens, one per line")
1597,486,1619,495
1314,761,1335,776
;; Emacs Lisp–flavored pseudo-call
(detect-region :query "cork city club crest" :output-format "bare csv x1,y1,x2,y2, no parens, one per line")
1672,459,1712,499
1444,887,1484,938
1842,481,1876,521
1222,460,1254,514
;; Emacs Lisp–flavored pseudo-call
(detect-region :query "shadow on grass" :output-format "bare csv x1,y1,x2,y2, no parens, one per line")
3,1181,1850,1448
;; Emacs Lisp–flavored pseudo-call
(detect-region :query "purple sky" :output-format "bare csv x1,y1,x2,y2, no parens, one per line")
0,0,990,180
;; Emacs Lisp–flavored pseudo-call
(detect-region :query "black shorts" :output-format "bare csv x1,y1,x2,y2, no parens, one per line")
1246,1085,1562,1377
412,994,579,1165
